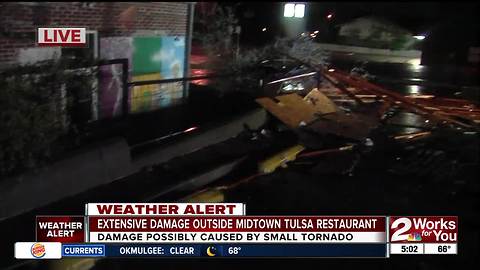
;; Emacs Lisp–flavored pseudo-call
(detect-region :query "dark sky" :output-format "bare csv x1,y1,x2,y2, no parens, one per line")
233,2,479,33
323,2,479,30
216,2,480,48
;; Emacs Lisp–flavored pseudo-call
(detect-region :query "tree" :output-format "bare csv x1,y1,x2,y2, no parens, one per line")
194,4,239,59
0,59,97,177
194,4,329,95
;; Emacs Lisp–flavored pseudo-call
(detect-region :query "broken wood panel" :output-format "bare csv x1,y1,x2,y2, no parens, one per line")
256,94,319,128
307,110,380,141
303,88,337,114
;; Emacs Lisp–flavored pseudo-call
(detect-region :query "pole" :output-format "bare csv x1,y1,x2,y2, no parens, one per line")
235,25,241,60
183,2,195,99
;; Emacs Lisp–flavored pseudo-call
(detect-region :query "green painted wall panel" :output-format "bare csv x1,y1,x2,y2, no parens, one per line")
132,37,163,75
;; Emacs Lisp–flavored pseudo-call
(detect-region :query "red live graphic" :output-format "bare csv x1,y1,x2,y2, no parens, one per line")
43,29,80,42
389,216,457,243
37,28,86,47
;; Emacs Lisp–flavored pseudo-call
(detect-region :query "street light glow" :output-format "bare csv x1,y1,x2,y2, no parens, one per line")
408,58,422,69
294,4,305,18
284,3,305,18
262,27,267,32
327,13,333,19
284,3,295,17
413,35,425,40
408,85,420,95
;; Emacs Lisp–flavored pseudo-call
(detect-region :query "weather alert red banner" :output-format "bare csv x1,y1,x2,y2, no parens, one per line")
87,215,386,243
88,216,386,232
36,216,85,243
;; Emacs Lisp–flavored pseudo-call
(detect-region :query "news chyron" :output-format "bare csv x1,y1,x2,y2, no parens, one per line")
14,203,458,258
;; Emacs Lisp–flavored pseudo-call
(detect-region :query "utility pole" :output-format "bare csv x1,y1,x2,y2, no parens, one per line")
183,2,195,99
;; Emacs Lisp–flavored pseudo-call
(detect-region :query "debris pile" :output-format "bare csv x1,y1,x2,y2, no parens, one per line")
183,66,479,202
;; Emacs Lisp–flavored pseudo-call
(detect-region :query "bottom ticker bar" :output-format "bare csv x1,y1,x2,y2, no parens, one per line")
59,244,387,258
218,244,387,257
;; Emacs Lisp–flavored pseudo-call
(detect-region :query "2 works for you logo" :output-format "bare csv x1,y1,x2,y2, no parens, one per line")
37,28,87,47
389,216,458,243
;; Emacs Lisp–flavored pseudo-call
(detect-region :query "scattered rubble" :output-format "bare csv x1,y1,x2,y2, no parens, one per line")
186,66,479,202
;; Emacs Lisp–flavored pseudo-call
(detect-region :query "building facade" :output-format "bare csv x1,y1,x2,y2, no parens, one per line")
0,2,194,118
337,16,417,50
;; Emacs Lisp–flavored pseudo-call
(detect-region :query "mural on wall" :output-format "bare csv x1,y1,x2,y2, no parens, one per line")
99,37,133,118
99,36,185,116
130,36,185,113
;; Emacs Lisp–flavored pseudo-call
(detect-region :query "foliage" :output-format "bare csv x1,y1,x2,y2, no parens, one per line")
209,45,276,94
194,5,239,59
274,37,330,66
194,5,330,94
391,34,413,50
339,18,415,50
205,37,331,95
0,59,97,177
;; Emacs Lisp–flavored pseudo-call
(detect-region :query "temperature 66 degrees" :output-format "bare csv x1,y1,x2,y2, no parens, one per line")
228,247,242,255
438,245,451,253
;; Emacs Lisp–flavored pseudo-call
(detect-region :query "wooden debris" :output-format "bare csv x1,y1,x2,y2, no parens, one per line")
307,110,379,140
393,131,432,141
258,144,306,174
257,89,379,140
256,94,320,128
326,70,479,129
303,88,337,114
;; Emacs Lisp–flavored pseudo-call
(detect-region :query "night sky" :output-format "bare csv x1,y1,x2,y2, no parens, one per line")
304,2,479,30
228,2,479,45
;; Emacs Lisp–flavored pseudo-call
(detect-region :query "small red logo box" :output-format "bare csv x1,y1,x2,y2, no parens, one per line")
389,216,458,243
36,216,85,243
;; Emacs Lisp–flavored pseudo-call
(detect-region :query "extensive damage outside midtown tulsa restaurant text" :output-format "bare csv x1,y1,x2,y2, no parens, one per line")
0,1,479,269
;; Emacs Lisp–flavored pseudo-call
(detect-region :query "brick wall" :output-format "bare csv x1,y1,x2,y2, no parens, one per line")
0,2,188,67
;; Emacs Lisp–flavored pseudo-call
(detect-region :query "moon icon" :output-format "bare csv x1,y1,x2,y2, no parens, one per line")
206,246,217,257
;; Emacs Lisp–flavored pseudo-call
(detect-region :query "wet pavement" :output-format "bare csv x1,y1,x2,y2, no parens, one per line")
330,59,480,102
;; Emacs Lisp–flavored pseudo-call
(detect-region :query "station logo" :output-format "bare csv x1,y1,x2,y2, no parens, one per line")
389,216,457,243
37,28,86,47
